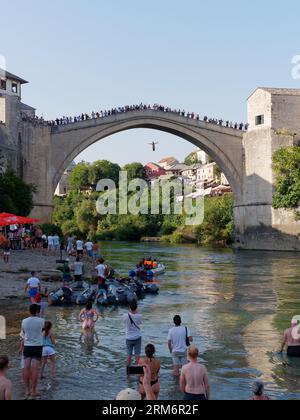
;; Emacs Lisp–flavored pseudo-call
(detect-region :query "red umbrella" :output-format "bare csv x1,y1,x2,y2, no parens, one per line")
0,213,39,226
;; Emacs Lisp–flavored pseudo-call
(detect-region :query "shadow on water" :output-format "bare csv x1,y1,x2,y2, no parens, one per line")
1,242,300,400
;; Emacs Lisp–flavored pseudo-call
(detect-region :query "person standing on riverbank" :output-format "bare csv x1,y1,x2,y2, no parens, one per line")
123,302,143,369
85,240,93,260
280,317,300,357
76,238,84,258
0,356,13,400
95,258,107,289
180,346,210,401
73,257,84,288
92,242,100,262
3,239,11,263
25,272,41,303
168,315,193,377
66,235,74,256
53,234,60,255
47,235,54,256
21,304,45,398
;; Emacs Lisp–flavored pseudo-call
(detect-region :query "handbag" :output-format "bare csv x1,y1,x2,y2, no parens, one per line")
186,327,190,347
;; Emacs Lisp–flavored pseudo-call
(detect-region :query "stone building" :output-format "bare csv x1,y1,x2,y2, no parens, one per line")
144,162,166,180
54,161,76,196
158,156,179,170
0,68,33,175
196,162,218,183
236,87,300,250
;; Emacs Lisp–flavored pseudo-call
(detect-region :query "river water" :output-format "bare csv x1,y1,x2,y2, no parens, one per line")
1,242,300,400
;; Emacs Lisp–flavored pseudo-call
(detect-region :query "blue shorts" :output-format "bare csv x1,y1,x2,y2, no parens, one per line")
126,337,142,356
87,250,93,257
29,288,38,298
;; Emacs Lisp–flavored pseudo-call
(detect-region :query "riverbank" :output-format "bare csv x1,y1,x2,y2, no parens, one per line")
0,250,96,301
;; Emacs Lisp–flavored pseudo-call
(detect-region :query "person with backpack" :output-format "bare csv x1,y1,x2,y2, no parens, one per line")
168,315,193,377
123,302,143,370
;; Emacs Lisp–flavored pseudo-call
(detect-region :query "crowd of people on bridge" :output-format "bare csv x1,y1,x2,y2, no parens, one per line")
21,103,248,132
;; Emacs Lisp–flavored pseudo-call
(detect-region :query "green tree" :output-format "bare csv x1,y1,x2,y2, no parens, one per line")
68,162,90,191
88,160,121,188
0,168,36,216
123,162,147,182
75,199,99,237
273,147,300,209
196,194,233,245
184,152,199,166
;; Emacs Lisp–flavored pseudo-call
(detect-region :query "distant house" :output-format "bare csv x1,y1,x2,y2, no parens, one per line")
181,163,203,181
196,163,218,184
166,164,190,177
145,162,166,180
159,156,179,170
196,149,210,165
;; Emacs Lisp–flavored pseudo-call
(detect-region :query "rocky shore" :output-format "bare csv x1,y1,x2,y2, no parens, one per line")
0,250,95,302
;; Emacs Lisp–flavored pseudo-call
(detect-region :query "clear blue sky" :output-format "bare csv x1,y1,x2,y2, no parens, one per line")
1,0,300,165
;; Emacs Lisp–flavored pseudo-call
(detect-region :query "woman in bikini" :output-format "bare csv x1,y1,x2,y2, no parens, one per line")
79,302,99,332
139,344,161,400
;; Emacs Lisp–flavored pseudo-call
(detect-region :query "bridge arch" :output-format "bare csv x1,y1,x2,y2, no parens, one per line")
50,110,244,204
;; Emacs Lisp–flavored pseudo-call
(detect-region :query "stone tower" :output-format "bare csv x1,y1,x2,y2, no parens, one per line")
234,88,300,250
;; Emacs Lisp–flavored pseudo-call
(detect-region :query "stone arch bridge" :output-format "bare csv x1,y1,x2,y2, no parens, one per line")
3,101,300,251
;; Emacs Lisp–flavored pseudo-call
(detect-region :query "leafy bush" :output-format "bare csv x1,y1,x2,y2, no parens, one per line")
273,147,300,209
0,168,36,216
40,223,62,236
196,195,234,245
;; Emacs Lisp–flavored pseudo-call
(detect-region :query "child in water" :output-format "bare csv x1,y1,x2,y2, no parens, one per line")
40,321,56,380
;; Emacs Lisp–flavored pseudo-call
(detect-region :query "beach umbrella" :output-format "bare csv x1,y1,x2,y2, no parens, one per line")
0,213,39,225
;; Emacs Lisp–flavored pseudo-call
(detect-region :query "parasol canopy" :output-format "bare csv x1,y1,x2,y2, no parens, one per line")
0,213,39,227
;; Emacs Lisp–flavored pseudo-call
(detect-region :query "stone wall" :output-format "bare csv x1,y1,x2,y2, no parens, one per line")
19,123,54,222
233,128,300,250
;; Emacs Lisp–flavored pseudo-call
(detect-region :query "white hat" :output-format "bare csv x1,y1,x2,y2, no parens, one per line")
292,325,300,340
116,388,141,401
292,315,300,325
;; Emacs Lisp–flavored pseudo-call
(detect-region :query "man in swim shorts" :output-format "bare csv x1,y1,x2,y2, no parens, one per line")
21,304,44,398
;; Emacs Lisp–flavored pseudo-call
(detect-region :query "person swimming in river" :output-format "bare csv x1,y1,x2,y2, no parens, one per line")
79,302,99,332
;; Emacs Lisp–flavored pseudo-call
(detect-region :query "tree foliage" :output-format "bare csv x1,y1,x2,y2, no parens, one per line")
184,152,200,166
53,159,234,245
68,162,90,191
123,162,147,182
0,168,36,216
272,147,300,209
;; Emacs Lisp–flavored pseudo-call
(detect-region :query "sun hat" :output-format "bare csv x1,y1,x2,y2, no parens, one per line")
116,388,141,401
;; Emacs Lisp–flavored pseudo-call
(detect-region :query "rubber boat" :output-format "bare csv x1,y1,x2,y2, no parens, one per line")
129,263,165,279
143,283,159,295
96,279,138,306
49,282,95,306
148,263,166,277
